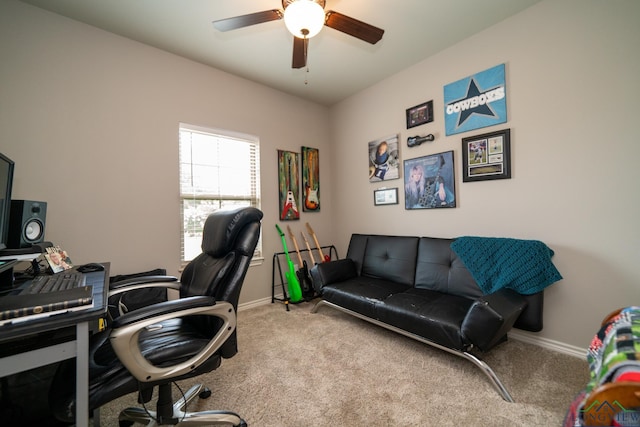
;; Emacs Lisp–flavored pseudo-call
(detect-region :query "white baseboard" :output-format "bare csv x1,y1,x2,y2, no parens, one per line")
509,330,587,359
238,294,283,312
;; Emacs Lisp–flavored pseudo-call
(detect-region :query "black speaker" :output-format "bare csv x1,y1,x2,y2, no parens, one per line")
7,200,47,249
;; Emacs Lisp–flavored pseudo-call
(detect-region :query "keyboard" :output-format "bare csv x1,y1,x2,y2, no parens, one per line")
20,271,86,295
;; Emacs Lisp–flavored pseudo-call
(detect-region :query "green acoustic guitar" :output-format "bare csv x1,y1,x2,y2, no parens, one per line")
275,224,303,303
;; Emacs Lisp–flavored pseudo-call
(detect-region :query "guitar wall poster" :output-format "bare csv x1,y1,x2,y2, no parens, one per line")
368,134,400,183
444,63,507,136
301,146,320,212
278,150,300,220
403,150,456,209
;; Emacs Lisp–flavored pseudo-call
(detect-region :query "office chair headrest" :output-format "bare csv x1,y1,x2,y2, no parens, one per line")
201,207,263,257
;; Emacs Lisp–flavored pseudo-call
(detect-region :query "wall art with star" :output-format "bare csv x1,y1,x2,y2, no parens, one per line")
443,63,507,136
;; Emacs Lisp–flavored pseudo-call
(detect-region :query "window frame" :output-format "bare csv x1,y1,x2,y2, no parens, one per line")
179,123,262,267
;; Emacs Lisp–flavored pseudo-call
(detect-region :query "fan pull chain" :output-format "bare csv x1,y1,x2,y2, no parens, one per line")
304,35,309,85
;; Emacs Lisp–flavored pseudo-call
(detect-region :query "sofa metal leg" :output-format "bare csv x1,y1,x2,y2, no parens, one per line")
460,351,514,402
310,299,327,314
311,299,515,403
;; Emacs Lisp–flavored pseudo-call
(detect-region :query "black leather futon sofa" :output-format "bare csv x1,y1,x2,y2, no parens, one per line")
311,233,558,402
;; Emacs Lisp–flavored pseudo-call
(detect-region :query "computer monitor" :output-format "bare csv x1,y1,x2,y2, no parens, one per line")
0,152,15,251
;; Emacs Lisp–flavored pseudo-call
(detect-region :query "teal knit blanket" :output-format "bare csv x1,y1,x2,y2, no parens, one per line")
450,236,563,295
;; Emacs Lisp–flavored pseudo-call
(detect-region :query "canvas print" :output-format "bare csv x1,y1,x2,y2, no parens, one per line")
278,150,300,220
404,151,456,209
301,146,320,212
444,63,507,136
368,134,400,182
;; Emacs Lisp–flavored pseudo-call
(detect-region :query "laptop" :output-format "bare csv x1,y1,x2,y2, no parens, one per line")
0,267,93,326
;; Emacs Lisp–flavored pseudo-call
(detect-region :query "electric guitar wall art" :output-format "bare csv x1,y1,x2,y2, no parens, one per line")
278,150,300,220
302,146,319,211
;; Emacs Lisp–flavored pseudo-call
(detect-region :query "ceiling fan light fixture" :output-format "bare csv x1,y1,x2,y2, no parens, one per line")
284,0,325,39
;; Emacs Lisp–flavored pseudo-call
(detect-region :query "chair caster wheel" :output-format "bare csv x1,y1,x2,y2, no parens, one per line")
198,387,212,399
236,421,248,427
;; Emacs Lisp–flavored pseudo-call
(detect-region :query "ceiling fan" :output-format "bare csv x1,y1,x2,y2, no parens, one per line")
212,0,384,69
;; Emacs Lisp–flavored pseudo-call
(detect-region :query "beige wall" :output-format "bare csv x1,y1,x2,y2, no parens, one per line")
0,0,333,305
1,0,638,350
329,0,640,348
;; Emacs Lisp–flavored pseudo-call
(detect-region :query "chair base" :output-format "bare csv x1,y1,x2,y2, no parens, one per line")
118,383,247,426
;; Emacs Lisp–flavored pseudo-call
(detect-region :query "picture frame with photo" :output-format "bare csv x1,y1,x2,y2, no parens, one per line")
374,188,399,206
406,100,434,129
44,245,74,273
368,134,400,183
403,150,456,209
462,129,511,182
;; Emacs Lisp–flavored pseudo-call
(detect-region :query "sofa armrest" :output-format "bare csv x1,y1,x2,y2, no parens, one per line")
461,288,528,352
310,259,357,293
514,292,544,332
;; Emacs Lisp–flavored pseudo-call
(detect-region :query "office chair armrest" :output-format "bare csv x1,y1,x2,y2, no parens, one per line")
108,276,181,298
109,298,236,384
110,275,179,289
111,296,215,327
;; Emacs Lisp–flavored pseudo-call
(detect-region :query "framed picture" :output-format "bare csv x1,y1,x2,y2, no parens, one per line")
368,134,400,182
277,150,300,220
403,150,456,209
462,129,511,182
301,146,320,212
374,188,398,206
406,100,434,129
444,63,507,136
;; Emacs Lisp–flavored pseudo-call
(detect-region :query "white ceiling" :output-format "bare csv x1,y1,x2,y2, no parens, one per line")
19,0,541,106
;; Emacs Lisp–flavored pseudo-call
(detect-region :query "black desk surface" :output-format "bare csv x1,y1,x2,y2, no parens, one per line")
0,263,109,344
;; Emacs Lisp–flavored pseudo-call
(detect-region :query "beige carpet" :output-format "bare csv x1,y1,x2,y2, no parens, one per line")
99,302,589,426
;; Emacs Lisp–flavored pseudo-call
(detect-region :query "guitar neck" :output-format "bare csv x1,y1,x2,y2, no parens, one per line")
287,226,303,265
306,222,326,259
301,232,316,264
311,233,325,258
315,241,325,258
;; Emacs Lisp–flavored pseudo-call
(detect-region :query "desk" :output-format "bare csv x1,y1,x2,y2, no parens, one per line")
0,264,109,427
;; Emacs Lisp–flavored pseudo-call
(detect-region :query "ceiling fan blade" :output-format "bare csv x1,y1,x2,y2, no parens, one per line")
325,11,384,45
292,37,307,69
212,9,283,32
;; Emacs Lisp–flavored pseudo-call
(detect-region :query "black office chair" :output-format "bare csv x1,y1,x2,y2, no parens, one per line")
49,207,263,426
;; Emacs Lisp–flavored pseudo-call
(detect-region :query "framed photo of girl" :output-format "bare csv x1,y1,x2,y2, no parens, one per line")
462,128,511,182
368,134,400,183
403,150,456,209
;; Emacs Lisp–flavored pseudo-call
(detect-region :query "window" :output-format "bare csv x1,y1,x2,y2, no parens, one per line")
179,123,261,263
